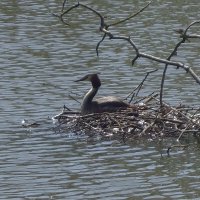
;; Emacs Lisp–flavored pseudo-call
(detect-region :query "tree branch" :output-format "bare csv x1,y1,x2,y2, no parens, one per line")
55,2,200,96
108,0,153,27
160,20,200,106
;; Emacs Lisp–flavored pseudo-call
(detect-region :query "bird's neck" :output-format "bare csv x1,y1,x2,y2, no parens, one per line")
82,86,99,104
81,86,99,114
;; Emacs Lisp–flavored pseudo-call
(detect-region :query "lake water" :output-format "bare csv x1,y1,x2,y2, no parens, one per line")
0,0,200,199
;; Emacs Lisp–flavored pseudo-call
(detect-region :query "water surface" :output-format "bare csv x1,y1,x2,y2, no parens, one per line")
0,0,200,199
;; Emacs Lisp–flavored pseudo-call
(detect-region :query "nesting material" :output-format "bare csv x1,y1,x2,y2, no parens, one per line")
53,95,200,141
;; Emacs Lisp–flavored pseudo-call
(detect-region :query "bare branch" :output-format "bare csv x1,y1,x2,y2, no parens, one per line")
160,20,200,106
60,2,106,28
55,2,200,90
106,35,200,83
52,2,200,143
108,0,153,27
128,69,158,103
96,33,107,56
61,0,68,13
185,20,200,33
132,55,139,65
60,3,80,24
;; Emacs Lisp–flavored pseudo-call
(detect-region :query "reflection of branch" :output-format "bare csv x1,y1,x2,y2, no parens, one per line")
167,144,188,156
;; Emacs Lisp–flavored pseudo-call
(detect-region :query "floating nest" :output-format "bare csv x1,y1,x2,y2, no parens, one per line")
53,94,200,141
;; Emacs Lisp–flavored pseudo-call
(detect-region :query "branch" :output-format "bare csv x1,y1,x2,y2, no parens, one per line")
96,32,107,56
96,1,153,55
60,2,106,28
61,0,68,12
108,0,153,27
127,69,158,103
160,20,200,106
108,35,200,83
56,3,200,85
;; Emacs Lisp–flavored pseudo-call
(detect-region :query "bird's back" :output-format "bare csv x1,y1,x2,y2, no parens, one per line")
93,96,129,113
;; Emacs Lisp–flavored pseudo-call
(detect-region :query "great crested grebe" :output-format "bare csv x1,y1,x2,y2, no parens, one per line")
75,73,130,114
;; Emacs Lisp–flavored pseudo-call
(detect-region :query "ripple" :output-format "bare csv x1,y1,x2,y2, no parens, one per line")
0,0,200,199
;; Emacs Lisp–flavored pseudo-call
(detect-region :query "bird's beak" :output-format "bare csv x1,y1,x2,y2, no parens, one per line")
74,75,89,82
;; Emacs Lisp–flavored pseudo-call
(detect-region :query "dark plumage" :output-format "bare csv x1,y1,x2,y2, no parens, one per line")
75,74,130,114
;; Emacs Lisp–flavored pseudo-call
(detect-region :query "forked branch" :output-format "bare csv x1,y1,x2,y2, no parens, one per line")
53,1,200,104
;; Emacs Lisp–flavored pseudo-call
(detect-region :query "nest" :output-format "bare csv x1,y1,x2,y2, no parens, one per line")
53,94,200,141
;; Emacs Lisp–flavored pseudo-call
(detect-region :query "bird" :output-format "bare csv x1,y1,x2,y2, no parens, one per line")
75,73,130,114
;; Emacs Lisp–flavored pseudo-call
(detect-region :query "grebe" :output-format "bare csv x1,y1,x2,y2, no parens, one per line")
75,74,130,114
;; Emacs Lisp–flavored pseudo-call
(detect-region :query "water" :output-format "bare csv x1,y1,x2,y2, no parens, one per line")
0,0,200,199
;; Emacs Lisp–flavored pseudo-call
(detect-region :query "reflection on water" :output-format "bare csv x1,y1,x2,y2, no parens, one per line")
0,0,200,199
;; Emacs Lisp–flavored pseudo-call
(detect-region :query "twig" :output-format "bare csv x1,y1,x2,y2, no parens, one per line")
60,2,106,28
108,0,153,27
96,32,107,56
160,20,200,106
96,1,153,54
109,35,200,83
128,69,158,103
177,107,200,141
57,3,200,85
61,0,68,13
68,94,81,104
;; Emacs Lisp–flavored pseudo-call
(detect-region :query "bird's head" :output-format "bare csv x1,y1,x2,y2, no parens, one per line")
75,73,101,88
